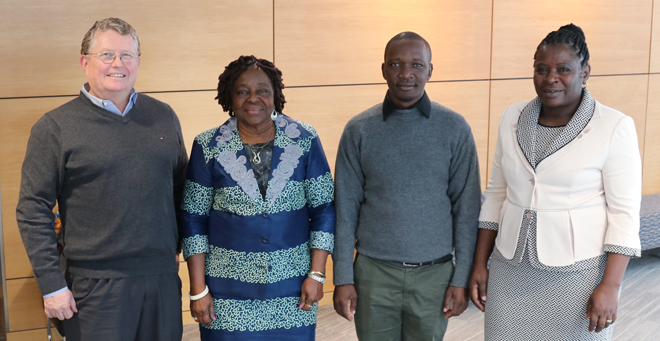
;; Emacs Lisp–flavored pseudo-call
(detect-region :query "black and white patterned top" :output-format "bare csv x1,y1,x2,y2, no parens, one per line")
479,89,640,259
243,140,274,199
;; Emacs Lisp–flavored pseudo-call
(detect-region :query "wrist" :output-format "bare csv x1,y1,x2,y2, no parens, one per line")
189,285,209,301
308,271,326,284
598,279,622,290
190,280,207,294
472,259,489,269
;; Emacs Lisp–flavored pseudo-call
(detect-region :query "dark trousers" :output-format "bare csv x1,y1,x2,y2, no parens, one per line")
354,254,454,341
63,272,183,341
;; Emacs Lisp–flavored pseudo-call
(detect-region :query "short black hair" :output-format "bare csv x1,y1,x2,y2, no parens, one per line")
534,23,590,67
384,31,432,62
215,55,286,117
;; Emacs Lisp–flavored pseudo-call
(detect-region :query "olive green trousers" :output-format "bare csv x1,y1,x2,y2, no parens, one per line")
354,254,454,341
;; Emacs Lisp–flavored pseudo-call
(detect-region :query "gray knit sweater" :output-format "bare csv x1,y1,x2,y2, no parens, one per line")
333,94,481,288
16,92,188,295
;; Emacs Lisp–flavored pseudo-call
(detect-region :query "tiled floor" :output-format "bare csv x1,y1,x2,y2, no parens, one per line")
182,248,660,340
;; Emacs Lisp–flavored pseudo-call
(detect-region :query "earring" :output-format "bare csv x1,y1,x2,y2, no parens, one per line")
582,83,588,89
271,108,278,121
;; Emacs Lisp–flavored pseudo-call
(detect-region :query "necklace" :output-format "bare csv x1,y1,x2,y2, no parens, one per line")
238,124,275,165
248,140,271,164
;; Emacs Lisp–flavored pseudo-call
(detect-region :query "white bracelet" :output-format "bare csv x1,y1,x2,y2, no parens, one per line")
308,273,326,284
189,285,209,301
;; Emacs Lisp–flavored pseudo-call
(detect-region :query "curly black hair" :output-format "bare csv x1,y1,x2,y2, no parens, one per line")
534,23,590,67
215,55,286,117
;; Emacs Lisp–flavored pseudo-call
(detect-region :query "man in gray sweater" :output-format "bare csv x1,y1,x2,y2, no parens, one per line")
16,18,187,340
333,32,481,340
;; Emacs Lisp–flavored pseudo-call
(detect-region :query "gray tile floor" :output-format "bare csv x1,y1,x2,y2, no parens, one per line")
183,248,660,340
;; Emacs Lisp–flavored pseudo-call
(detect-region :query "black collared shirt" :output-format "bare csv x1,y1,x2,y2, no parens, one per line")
382,91,431,120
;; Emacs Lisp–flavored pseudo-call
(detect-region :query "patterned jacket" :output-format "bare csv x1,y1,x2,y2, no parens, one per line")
180,114,335,333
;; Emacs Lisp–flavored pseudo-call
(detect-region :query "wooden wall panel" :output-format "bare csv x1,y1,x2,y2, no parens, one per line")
0,0,273,98
643,75,660,194
323,265,335,305
491,0,653,79
0,97,75,280
274,0,492,87
650,0,660,72
182,313,196,326
6,278,45,332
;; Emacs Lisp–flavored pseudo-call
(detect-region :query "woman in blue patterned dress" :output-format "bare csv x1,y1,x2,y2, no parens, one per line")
180,56,335,340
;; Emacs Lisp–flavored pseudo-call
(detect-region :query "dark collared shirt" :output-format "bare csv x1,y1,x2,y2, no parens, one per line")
382,91,431,120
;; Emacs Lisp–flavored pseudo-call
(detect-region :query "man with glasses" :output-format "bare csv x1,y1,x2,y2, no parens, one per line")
16,17,187,340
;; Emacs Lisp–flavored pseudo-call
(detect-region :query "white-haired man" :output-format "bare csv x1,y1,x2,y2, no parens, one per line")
16,17,187,340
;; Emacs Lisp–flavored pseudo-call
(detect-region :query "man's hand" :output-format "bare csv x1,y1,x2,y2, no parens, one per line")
333,284,358,321
44,289,77,320
443,285,468,318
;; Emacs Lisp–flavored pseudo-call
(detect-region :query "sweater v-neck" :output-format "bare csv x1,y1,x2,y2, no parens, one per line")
78,91,135,124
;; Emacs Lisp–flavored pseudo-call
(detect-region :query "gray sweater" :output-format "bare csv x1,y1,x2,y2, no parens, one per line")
333,94,481,288
16,92,188,295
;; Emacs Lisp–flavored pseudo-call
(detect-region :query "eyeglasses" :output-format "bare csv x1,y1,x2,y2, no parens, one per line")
85,51,140,64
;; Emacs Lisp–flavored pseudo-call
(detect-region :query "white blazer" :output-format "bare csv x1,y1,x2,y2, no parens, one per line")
479,100,642,267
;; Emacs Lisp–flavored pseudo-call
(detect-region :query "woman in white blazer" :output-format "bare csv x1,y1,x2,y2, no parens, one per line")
469,24,641,341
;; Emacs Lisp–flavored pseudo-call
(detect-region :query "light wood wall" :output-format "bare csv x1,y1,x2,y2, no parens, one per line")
1,0,659,338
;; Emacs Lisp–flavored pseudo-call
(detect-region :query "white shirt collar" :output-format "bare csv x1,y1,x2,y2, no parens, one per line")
81,83,138,116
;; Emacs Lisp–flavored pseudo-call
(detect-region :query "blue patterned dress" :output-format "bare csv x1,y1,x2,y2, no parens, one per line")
180,114,335,340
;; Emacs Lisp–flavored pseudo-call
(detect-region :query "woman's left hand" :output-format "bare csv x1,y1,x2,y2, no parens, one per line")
299,277,324,311
586,282,619,333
